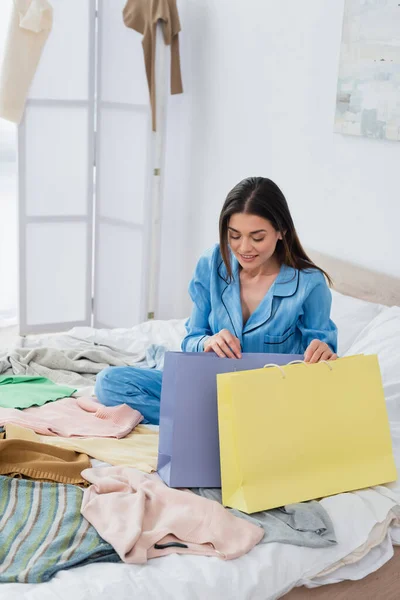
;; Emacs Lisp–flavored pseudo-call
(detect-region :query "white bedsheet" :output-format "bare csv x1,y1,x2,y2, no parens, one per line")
1,292,399,599
0,490,398,600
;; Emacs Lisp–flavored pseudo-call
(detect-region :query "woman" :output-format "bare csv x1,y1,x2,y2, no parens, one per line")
95,177,337,424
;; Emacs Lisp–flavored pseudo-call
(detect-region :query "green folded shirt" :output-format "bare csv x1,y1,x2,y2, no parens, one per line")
0,375,76,409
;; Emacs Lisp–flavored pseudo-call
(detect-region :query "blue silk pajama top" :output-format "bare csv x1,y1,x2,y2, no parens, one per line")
181,244,338,355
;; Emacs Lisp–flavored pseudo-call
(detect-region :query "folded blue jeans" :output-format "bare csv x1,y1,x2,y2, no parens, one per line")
95,366,163,425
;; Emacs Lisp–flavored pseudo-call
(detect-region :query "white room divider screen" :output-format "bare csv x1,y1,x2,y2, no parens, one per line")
18,0,165,335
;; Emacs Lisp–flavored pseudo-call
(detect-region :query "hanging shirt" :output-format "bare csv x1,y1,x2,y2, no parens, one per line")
182,244,338,354
123,0,183,131
0,0,53,123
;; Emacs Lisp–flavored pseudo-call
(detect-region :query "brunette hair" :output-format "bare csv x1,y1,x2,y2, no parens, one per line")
219,177,332,285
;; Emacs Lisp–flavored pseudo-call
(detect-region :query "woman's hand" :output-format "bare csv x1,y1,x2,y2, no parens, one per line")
304,339,337,363
204,329,241,358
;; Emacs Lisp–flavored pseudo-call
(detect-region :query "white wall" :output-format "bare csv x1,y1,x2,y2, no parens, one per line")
159,0,400,319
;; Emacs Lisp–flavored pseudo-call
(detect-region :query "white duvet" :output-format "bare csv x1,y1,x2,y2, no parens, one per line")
1,291,400,600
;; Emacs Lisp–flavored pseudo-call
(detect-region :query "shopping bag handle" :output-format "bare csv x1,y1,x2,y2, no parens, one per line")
288,360,333,371
263,360,333,379
263,364,287,377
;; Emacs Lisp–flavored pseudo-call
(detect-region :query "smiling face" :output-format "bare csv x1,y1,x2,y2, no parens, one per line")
228,213,282,271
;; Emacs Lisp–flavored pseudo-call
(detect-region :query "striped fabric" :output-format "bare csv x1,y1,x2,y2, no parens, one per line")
0,476,120,583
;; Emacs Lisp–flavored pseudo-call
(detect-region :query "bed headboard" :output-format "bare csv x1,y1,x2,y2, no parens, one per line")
307,249,400,307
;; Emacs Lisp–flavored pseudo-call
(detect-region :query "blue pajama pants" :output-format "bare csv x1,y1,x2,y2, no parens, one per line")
94,366,163,425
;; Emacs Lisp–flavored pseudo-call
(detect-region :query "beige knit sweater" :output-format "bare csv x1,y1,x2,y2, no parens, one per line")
0,0,53,124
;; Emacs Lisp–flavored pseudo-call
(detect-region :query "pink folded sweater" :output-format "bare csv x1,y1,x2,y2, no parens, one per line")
81,466,263,563
0,397,143,438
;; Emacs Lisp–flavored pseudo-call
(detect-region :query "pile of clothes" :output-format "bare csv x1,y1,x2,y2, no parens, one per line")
0,374,337,584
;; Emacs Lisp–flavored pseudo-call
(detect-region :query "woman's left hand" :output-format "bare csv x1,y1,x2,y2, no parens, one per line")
304,340,337,363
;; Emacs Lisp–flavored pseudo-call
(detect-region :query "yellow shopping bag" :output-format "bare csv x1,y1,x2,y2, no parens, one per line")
217,355,397,514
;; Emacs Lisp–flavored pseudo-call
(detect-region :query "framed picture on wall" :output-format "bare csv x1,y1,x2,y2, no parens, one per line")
335,0,400,142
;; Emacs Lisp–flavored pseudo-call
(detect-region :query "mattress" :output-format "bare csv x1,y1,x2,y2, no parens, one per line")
0,290,399,600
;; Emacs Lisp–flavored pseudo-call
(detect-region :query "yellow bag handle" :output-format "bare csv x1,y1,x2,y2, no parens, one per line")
263,360,333,379
288,359,333,370
263,363,286,377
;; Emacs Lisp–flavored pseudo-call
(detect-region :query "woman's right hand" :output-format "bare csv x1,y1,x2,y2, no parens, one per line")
204,329,242,359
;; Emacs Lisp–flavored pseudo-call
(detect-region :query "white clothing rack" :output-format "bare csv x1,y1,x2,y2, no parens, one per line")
146,21,169,320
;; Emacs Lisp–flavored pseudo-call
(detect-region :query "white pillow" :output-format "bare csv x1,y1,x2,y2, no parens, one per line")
346,306,400,422
330,289,385,356
346,306,400,379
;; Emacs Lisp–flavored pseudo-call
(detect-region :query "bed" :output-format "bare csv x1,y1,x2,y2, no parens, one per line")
0,251,399,600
